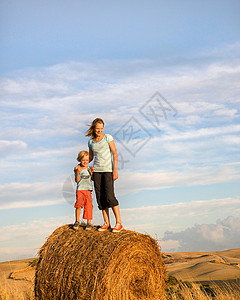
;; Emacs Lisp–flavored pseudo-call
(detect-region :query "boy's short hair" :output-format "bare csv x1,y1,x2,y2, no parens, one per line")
77,151,89,162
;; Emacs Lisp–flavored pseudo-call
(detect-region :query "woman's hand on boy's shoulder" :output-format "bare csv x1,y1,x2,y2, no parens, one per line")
89,167,94,176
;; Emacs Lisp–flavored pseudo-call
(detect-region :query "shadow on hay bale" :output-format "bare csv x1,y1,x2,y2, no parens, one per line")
35,224,167,300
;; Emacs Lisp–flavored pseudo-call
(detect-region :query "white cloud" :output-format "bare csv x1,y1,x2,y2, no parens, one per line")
222,135,240,145
197,42,240,61
159,124,240,142
1,54,239,113
0,217,72,244
116,163,240,195
116,197,240,244
0,140,27,154
0,56,239,158
120,197,240,225
161,216,240,252
0,199,65,210
1,77,68,96
0,246,38,262
0,162,239,211
0,181,64,210
159,239,181,252
0,212,106,262
0,216,73,262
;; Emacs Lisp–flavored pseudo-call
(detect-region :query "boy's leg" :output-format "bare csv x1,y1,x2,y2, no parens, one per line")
81,191,93,230
82,191,93,223
73,207,81,230
75,207,81,222
74,190,85,223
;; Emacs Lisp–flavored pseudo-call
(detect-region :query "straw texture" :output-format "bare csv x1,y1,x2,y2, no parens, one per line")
35,224,167,300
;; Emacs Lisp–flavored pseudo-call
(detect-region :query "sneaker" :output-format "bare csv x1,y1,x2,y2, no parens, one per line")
112,223,123,233
73,221,80,230
98,223,110,232
85,223,92,230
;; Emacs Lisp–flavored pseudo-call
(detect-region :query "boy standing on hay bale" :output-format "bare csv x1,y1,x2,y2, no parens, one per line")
85,117,123,233
73,150,94,230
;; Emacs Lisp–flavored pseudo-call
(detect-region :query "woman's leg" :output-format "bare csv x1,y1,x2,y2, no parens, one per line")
93,172,104,210
102,173,121,226
102,173,119,207
112,205,122,225
102,207,110,225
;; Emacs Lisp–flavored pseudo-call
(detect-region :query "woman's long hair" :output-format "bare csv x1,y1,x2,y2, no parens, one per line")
85,118,104,138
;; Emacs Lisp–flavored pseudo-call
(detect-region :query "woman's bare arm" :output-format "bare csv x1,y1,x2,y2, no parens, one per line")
89,147,93,162
109,140,118,181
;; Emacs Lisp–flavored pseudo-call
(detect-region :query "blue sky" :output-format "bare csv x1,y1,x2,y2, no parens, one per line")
0,0,240,261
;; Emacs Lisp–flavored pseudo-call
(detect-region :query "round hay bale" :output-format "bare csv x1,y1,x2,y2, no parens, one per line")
35,225,167,300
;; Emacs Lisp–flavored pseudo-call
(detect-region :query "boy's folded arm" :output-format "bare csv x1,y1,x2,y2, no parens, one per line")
74,164,81,172
74,167,81,183
75,173,80,183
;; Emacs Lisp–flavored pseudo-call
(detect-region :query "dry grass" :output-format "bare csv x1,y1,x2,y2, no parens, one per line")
0,283,34,300
1,269,240,299
0,258,36,300
35,224,167,300
1,278,240,300
165,276,240,300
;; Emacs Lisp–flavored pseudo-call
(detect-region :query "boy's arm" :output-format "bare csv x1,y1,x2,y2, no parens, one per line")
74,167,81,183
74,164,81,172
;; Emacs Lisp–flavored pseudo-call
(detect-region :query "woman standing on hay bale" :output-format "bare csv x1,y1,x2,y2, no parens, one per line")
86,117,123,233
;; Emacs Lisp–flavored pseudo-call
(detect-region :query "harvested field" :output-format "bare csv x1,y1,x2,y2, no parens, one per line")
35,224,167,300
164,248,240,282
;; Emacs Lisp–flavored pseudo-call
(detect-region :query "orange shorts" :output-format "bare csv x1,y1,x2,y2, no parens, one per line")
75,190,93,220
